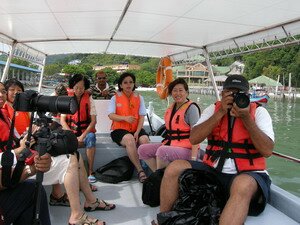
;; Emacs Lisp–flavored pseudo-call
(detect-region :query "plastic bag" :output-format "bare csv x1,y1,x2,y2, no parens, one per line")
157,169,225,225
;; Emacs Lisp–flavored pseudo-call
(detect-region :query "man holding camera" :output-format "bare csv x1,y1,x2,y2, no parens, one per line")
158,75,274,225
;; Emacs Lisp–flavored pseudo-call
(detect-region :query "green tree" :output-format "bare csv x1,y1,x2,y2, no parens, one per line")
44,64,63,76
262,65,283,80
62,65,86,75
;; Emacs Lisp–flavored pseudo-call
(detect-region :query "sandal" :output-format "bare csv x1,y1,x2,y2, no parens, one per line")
84,198,116,212
68,213,105,225
138,170,147,183
90,184,98,192
49,192,70,207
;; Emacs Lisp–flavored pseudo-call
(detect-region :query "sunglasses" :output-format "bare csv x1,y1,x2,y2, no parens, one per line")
97,77,107,80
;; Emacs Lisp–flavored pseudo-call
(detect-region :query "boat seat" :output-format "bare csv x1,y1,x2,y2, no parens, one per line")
79,134,164,171
245,204,299,225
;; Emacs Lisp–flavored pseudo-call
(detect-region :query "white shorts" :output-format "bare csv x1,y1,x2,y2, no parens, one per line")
30,155,70,185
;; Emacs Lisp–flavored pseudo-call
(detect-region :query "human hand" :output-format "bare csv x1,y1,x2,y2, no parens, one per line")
125,116,137,124
220,90,234,114
133,132,139,143
34,153,52,172
230,102,250,119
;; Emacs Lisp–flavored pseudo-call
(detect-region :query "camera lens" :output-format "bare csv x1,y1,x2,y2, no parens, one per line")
234,93,250,108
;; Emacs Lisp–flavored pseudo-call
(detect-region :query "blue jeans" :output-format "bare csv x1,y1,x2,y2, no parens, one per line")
84,132,96,148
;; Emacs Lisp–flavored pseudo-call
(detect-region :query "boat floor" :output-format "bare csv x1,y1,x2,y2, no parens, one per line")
46,179,299,225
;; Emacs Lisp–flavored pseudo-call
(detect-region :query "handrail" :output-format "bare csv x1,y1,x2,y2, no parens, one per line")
273,151,300,164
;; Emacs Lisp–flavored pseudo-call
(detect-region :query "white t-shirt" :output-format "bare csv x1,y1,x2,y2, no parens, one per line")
195,104,275,174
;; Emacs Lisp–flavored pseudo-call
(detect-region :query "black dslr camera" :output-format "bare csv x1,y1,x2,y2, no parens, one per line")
13,90,77,114
232,91,250,108
13,90,79,156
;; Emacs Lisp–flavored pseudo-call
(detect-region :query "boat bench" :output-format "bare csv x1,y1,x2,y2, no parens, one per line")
78,134,164,171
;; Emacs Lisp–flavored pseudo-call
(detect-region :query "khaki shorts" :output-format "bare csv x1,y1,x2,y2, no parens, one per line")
30,155,71,185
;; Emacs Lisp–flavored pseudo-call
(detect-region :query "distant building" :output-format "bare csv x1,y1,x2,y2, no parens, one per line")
173,62,230,85
228,61,245,75
93,64,141,73
173,63,209,85
68,59,82,65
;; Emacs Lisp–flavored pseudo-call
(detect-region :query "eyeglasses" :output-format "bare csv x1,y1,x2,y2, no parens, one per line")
97,77,107,80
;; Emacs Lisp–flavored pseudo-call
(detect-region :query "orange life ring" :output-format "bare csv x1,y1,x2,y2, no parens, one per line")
156,57,173,99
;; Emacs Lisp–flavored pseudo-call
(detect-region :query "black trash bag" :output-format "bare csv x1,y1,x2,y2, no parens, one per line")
95,156,134,183
157,169,226,225
142,168,165,207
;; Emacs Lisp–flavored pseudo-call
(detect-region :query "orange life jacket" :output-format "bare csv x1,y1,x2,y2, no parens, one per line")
66,91,96,136
0,109,11,152
3,102,30,135
111,91,140,132
162,100,200,149
203,101,266,172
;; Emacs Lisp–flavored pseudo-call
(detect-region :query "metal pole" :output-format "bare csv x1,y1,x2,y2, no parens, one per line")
203,47,220,101
37,57,46,93
1,42,17,82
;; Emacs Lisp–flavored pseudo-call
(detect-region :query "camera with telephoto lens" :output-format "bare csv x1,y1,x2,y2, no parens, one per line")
232,91,250,108
13,90,77,114
13,90,79,157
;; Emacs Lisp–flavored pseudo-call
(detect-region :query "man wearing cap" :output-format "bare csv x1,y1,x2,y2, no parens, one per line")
158,75,274,225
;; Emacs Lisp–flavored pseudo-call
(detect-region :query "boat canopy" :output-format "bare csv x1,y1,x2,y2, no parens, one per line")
0,0,300,64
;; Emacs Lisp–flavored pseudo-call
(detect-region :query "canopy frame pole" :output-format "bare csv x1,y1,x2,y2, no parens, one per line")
203,47,220,101
1,41,17,82
37,57,46,93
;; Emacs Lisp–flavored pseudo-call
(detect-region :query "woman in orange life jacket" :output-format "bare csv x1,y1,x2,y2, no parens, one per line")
60,74,97,183
2,79,31,136
138,78,201,172
108,72,150,183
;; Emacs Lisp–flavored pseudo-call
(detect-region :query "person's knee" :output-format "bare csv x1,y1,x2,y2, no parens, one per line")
230,174,258,199
122,134,135,147
164,160,191,179
139,135,149,144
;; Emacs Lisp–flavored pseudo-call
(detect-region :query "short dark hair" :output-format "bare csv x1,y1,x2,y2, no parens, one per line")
117,72,137,92
95,70,106,78
4,78,25,92
68,74,90,90
168,78,189,95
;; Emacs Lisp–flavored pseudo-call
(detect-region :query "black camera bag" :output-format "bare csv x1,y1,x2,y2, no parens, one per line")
95,156,134,183
142,168,165,207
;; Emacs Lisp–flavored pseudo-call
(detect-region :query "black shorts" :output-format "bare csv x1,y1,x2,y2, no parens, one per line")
189,161,271,216
111,128,149,146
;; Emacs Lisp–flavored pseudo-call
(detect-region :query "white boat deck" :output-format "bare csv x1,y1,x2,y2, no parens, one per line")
45,133,300,225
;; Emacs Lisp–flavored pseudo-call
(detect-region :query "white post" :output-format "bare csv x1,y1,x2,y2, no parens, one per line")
1,42,17,82
275,75,280,98
288,73,292,98
37,57,46,93
203,47,220,101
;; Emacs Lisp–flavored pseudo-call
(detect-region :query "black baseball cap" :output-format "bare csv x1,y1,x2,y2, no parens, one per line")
223,75,249,92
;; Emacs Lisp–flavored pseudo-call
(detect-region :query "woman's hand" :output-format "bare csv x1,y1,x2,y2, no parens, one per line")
124,116,137,124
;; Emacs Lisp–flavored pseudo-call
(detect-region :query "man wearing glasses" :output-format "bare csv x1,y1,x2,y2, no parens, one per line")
91,70,116,99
